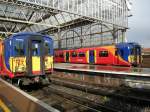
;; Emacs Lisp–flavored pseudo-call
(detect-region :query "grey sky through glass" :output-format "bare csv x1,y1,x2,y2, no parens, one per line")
127,0,150,48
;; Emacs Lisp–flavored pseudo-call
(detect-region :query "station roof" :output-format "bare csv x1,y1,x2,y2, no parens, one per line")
0,0,128,38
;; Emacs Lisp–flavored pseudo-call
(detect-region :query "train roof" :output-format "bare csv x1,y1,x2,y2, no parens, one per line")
55,42,141,51
4,32,52,41
116,42,141,48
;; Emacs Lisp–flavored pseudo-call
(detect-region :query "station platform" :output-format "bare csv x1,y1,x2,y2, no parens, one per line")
54,63,150,79
0,78,59,112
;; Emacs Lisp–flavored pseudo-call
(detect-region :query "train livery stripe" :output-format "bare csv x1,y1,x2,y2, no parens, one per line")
86,51,89,63
94,50,96,63
1,45,14,78
0,99,11,112
99,46,130,65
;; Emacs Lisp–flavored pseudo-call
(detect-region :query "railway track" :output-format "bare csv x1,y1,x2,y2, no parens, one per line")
28,82,150,112
50,75,150,105
16,70,150,112
29,85,117,112
23,76,150,112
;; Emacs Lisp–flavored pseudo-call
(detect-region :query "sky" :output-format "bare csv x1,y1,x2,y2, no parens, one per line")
127,0,150,48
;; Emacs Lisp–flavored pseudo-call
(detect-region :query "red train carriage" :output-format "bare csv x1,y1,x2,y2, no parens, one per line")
54,50,65,62
54,43,142,67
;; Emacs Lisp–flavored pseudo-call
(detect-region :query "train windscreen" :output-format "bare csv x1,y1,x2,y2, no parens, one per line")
44,41,51,55
14,39,25,56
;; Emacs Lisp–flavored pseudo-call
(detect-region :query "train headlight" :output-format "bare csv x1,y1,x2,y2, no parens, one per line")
15,66,25,72
22,67,25,71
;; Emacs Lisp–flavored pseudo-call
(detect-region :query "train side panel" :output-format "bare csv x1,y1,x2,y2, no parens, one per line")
95,46,115,65
0,39,14,77
0,40,2,74
54,50,65,63
75,48,88,64
54,43,141,67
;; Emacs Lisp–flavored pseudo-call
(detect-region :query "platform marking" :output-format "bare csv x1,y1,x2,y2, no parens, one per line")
0,99,11,112
54,67,150,77
0,78,60,112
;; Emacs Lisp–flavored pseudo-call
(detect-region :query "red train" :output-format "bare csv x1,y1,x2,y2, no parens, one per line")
54,43,142,67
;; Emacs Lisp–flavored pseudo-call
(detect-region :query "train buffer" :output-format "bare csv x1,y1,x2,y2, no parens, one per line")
0,78,59,112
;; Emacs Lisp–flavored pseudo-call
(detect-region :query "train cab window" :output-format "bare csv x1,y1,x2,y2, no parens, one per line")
136,47,141,55
120,50,124,57
99,51,108,57
131,48,134,55
32,43,40,56
115,50,118,56
44,41,51,55
14,39,25,56
72,52,77,57
115,48,118,56
78,52,85,57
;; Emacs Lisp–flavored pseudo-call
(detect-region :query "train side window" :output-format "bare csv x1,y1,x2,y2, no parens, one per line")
115,50,118,56
54,53,57,57
99,51,108,57
14,40,25,56
72,52,77,57
59,53,64,58
78,52,85,57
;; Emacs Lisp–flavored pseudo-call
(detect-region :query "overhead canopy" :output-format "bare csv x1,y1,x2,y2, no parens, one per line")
0,0,128,36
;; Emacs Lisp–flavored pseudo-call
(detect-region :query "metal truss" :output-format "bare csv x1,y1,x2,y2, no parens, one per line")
0,1,59,35
1,0,128,27
0,0,128,47
15,0,128,28
52,23,126,49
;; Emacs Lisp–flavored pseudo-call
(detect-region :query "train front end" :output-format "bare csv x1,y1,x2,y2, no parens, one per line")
128,43,142,67
2,33,53,85
116,42,142,67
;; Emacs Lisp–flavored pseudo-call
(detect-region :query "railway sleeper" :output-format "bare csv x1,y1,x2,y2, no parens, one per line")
45,86,120,112
50,78,150,107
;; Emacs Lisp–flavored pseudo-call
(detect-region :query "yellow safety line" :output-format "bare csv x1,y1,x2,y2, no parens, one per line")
0,99,11,112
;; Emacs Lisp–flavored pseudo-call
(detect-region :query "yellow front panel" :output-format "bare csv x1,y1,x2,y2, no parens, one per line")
86,51,89,63
9,57,26,72
128,55,134,63
45,56,53,70
32,57,41,72
94,50,97,63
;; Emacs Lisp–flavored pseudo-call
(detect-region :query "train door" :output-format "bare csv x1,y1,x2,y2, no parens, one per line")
0,54,1,72
27,38,44,75
132,47,141,66
89,50,95,64
136,47,142,65
66,52,69,62
115,48,121,65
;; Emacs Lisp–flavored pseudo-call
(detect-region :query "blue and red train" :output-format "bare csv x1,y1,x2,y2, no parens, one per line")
0,32,53,86
54,42,142,67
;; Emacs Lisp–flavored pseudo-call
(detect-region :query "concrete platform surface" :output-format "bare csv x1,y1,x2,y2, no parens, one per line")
54,63,150,77
0,78,59,112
